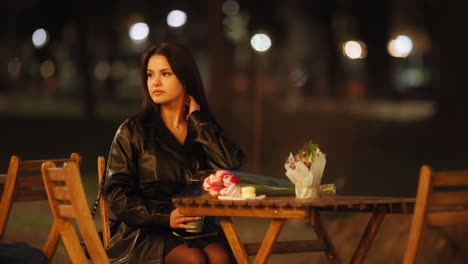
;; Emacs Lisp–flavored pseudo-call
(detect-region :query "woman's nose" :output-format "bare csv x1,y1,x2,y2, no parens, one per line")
152,76,162,86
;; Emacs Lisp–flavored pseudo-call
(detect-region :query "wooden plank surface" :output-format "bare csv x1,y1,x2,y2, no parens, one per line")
432,171,468,186
178,204,307,218
430,190,468,206
173,196,415,215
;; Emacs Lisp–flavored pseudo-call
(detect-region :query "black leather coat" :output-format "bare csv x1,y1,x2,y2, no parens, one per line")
104,111,246,264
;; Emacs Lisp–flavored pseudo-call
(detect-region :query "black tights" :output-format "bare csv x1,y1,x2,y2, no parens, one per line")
164,243,232,264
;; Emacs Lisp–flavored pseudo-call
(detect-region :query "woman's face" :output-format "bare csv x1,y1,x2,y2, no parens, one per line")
146,54,185,106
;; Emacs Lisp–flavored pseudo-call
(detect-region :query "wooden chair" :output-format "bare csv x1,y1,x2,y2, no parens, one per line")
97,156,111,247
41,160,110,264
0,153,80,244
403,165,468,264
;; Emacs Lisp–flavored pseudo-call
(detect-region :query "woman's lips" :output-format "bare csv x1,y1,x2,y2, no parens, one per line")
153,90,164,95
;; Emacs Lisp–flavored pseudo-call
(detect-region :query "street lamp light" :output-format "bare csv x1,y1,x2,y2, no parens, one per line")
250,33,272,53
167,10,187,28
32,28,49,48
388,35,413,58
129,22,149,42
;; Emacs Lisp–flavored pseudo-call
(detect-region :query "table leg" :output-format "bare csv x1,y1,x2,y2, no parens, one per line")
349,206,386,264
253,218,286,264
310,210,341,264
219,216,249,264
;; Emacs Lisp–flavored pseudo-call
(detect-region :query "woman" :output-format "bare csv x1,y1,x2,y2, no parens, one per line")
104,42,246,264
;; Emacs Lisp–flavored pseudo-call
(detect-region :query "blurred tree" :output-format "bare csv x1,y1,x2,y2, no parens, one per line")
318,0,343,98
206,0,233,127
74,0,96,121
355,0,393,98
431,0,468,122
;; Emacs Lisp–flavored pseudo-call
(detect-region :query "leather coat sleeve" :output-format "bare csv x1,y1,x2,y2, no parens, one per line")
104,120,170,228
188,111,247,170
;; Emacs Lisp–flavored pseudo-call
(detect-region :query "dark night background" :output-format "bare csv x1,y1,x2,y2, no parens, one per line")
1,0,467,263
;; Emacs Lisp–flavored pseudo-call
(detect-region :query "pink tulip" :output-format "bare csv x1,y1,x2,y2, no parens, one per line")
203,170,241,197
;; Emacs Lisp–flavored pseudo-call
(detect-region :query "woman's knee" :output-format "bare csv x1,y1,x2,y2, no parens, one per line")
183,250,206,264
203,243,232,264
165,245,206,264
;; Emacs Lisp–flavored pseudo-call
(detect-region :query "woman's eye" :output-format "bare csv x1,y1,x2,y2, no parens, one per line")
162,72,171,77
147,73,153,78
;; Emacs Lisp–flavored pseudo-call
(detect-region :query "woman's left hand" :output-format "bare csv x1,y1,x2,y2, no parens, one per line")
169,207,201,230
185,95,200,118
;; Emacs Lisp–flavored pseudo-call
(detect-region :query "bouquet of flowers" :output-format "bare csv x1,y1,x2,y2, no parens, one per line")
202,170,296,198
203,170,241,197
284,140,327,198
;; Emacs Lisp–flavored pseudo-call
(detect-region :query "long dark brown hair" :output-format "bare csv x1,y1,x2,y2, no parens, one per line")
134,42,216,131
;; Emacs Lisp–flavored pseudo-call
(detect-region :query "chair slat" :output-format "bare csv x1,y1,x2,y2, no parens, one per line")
430,190,468,206
19,160,47,172
53,186,70,201
14,190,47,202
20,158,73,172
427,210,468,226
47,168,66,181
57,204,75,218
17,175,43,188
432,172,468,187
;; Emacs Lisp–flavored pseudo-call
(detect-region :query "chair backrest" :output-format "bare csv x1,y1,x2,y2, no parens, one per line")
403,165,468,264
0,153,80,240
97,156,111,247
41,160,109,264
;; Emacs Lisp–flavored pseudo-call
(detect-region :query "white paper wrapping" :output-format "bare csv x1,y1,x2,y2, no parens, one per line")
284,147,326,198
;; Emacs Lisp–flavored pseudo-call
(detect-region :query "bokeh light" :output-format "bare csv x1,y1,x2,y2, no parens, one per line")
111,61,127,80
222,0,240,16
167,10,187,28
32,28,49,48
95,61,111,81
343,40,367,59
250,33,272,52
8,57,22,79
39,60,55,79
129,22,149,41
388,35,413,58
291,68,307,87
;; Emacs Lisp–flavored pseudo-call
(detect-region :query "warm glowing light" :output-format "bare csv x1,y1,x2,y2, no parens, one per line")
167,10,187,28
111,61,127,80
40,60,55,79
250,33,272,52
129,22,149,41
222,0,240,16
95,61,111,80
388,35,413,58
32,28,49,48
291,68,307,87
8,57,21,79
343,40,366,59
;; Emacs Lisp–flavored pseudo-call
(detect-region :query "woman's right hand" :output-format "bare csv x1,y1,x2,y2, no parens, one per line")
185,95,200,118
169,207,201,230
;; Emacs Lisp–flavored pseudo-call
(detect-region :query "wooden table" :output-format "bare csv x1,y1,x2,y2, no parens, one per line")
172,195,415,264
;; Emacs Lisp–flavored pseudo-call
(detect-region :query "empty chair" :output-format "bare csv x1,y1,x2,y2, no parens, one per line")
41,160,109,264
403,165,468,263
0,153,80,248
